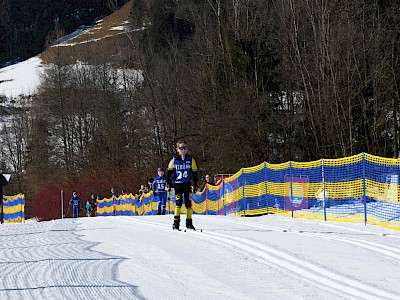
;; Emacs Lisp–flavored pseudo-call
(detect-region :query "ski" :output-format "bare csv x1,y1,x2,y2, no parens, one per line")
172,229,203,232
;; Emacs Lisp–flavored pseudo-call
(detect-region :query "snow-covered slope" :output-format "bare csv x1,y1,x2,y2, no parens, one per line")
0,57,43,101
1,215,399,299
0,1,133,103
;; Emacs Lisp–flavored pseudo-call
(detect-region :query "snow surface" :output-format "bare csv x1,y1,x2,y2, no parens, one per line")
0,56,43,99
1,215,399,299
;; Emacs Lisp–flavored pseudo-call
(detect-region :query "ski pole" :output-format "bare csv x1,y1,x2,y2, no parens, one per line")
167,191,171,214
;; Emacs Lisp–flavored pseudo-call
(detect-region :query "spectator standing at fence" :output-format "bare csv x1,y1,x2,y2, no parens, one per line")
86,200,91,217
138,185,145,197
152,168,167,215
147,178,153,191
0,173,8,224
90,194,100,217
200,174,215,192
69,192,83,218
167,140,198,230
87,194,96,216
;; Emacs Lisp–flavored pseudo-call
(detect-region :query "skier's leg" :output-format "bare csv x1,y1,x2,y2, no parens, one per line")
173,193,183,229
161,194,167,215
156,195,161,215
73,207,77,218
184,190,195,230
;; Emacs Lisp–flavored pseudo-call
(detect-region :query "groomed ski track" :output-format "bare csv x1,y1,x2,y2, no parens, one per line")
0,215,399,299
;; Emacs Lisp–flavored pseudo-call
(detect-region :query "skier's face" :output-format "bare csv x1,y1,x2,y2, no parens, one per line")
158,171,164,176
177,144,188,155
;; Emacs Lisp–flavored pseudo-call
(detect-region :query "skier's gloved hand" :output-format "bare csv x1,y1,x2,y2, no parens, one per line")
153,191,157,197
167,184,171,192
192,184,198,193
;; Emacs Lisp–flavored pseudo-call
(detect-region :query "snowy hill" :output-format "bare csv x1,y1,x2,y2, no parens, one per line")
0,1,133,104
1,215,399,299
0,57,43,102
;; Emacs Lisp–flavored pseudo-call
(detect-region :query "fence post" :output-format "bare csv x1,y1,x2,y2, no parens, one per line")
191,193,194,215
290,161,293,218
242,168,246,217
206,185,208,215
264,162,269,215
114,195,116,216
61,189,64,219
222,177,226,216
363,152,367,226
322,158,327,222
151,194,154,215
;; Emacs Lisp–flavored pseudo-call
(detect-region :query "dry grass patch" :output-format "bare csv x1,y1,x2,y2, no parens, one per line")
41,1,133,64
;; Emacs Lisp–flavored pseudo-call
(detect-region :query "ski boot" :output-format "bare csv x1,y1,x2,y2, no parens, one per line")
157,210,161,215
162,211,166,215
172,217,180,230
186,219,196,230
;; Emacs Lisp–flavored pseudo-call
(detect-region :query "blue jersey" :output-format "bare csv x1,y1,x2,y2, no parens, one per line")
168,154,198,184
69,197,82,207
152,175,167,194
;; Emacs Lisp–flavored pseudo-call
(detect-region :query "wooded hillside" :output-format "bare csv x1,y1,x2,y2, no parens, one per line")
2,0,400,220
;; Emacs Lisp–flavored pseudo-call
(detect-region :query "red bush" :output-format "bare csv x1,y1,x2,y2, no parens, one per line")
32,168,142,221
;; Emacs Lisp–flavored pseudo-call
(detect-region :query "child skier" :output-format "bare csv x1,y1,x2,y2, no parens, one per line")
69,192,83,218
152,168,167,215
86,200,91,217
167,140,198,230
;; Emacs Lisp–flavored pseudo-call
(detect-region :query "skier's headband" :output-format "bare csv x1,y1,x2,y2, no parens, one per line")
157,168,164,172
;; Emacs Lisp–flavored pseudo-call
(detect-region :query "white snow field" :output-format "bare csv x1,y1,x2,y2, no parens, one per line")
0,57,43,100
0,215,399,300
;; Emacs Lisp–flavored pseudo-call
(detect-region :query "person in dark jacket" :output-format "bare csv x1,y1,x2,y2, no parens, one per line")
138,185,146,198
69,191,83,218
0,174,8,224
200,174,215,192
88,194,96,217
92,195,99,216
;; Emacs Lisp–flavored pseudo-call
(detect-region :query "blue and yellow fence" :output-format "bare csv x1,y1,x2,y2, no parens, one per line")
96,193,175,216
2,193,25,223
96,153,400,231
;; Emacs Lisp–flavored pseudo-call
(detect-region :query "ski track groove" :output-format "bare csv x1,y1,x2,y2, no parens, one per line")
197,215,400,260
0,219,145,299
120,217,399,300
110,217,251,300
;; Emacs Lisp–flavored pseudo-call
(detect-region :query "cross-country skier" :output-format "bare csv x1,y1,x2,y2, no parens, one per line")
152,168,167,215
69,192,83,218
167,140,198,230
